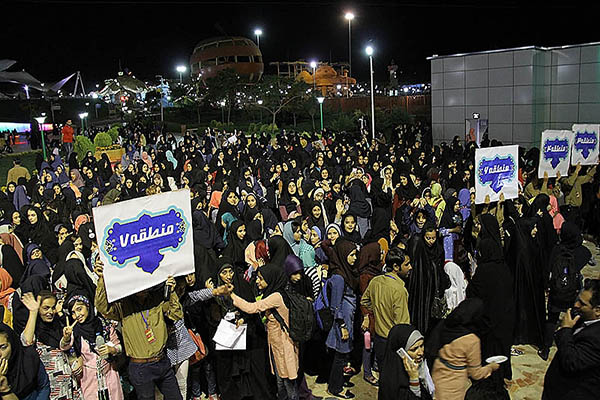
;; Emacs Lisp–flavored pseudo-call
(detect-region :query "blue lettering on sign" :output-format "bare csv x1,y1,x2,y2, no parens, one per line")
102,208,188,274
478,155,516,193
543,138,570,168
573,131,597,159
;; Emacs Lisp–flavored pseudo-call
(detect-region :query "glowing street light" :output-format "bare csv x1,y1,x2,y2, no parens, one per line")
79,112,88,134
34,116,47,160
310,61,317,91
365,45,375,140
344,12,355,78
254,28,263,47
176,65,187,83
316,96,325,131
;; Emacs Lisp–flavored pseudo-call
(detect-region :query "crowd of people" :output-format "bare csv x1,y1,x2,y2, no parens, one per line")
0,118,597,400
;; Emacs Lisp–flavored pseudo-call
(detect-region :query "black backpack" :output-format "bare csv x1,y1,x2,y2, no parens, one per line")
271,288,316,343
549,246,582,309
313,278,334,332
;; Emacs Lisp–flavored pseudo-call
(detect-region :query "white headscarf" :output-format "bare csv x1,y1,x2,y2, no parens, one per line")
444,261,468,311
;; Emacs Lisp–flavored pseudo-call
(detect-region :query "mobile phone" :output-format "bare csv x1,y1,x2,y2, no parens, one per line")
397,347,414,364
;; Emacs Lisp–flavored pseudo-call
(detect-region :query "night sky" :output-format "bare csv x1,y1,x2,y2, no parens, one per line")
3,0,599,87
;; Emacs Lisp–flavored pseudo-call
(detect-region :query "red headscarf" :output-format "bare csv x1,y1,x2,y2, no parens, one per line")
0,268,15,308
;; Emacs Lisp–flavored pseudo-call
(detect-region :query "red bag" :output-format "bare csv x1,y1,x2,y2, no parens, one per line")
188,329,208,365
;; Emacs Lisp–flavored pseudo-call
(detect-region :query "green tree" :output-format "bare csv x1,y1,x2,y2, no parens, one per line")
246,76,310,125
204,69,243,124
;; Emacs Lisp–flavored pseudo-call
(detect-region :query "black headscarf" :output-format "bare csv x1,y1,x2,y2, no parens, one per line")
440,298,484,347
439,197,462,229
259,262,289,307
328,239,359,291
267,235,293,268
0,244,24,288
34,295,64,349
223,220,249,269
66,290,107,356
215,257,254,313
192,209,224,251
0,323,41,399
11,275,48,334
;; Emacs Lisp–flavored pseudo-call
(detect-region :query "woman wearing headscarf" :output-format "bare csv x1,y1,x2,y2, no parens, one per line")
341,214,362,244
20,290,83,399
268,230,293,269
62,290,124,400
279,180,303,221
12,181,30,211
229,263,300,400
10,209,29,245
357,239,388,386
508,217,545,348
379,324,435,400
432,299,499,400
25,207,58,264
221,212,237,246
323,239,359,399
0,268,16,326
223,220,249,271
466,238,515,382
20,244,51,286
346,179,371,236
0,323,50,399
216,190,241,236
0,234,24,288
406,224,447,335
439,197,463,262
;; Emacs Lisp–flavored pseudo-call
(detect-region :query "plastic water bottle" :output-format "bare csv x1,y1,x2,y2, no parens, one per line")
364,331,371,350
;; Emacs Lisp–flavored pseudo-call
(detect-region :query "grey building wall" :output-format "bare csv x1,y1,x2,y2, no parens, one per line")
430,43,600,148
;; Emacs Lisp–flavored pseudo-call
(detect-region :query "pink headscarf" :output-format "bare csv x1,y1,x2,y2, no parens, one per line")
549,195,564,233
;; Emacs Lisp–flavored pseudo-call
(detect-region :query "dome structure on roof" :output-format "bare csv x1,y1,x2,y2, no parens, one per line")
190,36,264,82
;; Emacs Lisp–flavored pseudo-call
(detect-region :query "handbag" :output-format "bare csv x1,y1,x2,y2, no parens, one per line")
188,329,208,365
431,295,450,319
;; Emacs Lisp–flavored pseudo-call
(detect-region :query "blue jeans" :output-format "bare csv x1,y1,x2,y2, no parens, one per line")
362,342,375,379
128,356,183,400
190,358,218,397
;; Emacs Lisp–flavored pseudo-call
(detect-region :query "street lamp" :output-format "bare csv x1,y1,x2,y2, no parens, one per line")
310,61,317,91
79,112,88,135
344,12,354,78
366,45,376,140
34,116,47,160
316,96,325,131
176,65,187,84
254,29,262,48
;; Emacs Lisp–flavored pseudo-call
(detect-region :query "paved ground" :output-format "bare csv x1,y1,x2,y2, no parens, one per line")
306,242,600,399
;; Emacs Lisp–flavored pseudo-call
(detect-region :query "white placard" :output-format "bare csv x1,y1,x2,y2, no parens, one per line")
475,145,519,204
571,124,599,166
93,189,194,302
538,130,573,178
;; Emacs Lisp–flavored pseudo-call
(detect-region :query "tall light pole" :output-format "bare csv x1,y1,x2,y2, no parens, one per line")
176,65,187,84
344,12,354,78
34,116,47,160
156,75,165,122
366,46,376,140
254,28,262,48
79,112,88,135
317,97,325,131
310,61,317,92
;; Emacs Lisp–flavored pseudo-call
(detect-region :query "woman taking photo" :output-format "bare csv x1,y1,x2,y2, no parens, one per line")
228,263,300,400
379,324,434,400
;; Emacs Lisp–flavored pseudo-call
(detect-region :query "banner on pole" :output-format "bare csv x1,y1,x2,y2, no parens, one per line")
538,130,573,178
93,189,194,302
571,124,599,166
475,145,519,204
